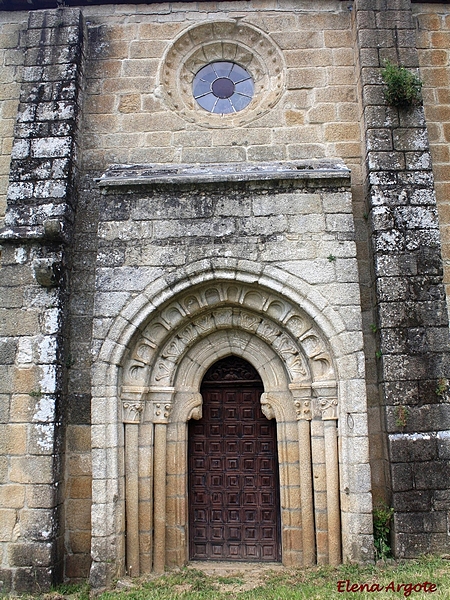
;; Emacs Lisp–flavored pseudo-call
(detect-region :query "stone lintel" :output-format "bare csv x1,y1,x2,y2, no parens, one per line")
97,160,351,189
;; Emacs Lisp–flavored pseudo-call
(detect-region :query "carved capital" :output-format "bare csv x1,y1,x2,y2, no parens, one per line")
152,401,172,424
147,386,175,424
289,383,312,420
294,399,312,421
121,386,148,423
320,397,338,421
122,401,144,424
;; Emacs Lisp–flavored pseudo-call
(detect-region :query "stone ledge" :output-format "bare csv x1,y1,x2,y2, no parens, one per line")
0,219,68,244
97,160,351,188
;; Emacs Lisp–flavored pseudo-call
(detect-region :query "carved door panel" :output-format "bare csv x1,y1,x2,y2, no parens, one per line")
188,356,281,562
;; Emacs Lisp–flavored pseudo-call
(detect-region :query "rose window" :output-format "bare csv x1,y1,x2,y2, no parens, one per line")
192,61,254,114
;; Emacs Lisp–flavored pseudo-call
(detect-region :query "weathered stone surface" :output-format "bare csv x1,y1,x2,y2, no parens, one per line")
355,0,450,557
0,0,449,592
0,6,86,594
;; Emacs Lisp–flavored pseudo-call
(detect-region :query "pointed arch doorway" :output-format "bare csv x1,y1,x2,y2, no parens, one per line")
188,356,282,562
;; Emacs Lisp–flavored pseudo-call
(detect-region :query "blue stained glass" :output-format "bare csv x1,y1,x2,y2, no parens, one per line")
200,67,218,83
214,98,234,114
230,93,252,111
228,64,251,83
196,93,218,112
212,61,234,78
192,77,212,97
193,61,254,114
234,79,254,97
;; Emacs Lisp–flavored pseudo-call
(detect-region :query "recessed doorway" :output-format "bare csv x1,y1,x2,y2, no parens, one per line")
188,356,281,562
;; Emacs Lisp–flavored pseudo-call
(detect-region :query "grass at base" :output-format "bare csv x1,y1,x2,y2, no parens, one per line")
46,556,450,600
41,556,450,600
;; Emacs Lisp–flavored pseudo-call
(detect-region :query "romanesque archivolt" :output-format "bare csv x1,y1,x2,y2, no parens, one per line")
159,21,285,127
119,279,342,572
122,281,335,391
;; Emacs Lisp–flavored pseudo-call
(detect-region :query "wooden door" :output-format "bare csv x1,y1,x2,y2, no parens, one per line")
188,356,281,562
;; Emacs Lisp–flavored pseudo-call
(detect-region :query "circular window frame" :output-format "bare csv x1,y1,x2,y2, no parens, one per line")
159,21,285,128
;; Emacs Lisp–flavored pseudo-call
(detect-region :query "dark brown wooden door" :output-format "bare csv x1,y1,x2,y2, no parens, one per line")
188,356,281,562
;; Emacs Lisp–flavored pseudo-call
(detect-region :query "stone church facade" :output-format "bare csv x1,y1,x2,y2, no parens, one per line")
0,0,449,593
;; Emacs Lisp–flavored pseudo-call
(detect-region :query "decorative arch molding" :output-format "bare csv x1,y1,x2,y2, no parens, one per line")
96,260,350,373
90,262,373,587
122,279,336,394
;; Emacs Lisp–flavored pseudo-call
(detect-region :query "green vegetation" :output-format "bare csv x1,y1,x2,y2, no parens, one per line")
395,405,409,429
373,503,394,560
381,60,423,108
33,556,450,600
435,378,448,397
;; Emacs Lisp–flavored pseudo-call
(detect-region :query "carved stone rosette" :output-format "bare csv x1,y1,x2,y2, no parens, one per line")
160,21,285,128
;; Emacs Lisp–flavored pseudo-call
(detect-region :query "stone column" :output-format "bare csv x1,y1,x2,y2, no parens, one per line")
149,389,173,573
122,395,144,578
354,0,450,557
314,384,341,566
290,384,315,566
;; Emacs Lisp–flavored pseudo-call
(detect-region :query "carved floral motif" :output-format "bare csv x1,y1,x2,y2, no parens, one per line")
122,401,144,423
320,397,338,420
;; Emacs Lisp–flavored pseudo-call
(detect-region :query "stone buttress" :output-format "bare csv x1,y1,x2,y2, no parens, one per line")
0,8,85,593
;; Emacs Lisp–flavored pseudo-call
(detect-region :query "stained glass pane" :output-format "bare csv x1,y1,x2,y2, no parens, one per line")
234,79,254,97
196,93,218,112
230,93,252,111
193,77,212,98
193,61,254,114
229,64,251,83
214,98,234,114
212,61,234,78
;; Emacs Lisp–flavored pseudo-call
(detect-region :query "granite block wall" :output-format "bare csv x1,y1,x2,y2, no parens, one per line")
0,0,449,592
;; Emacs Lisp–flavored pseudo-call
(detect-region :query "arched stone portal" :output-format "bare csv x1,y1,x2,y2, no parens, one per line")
89,265,373,586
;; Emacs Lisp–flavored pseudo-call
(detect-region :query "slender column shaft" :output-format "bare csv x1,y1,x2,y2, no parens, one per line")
125,423,140,577
323,420,341,565
153,423,167,573
297,418,315,565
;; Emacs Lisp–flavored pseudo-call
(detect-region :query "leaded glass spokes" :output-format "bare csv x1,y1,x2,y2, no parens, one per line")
193,61,254,114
